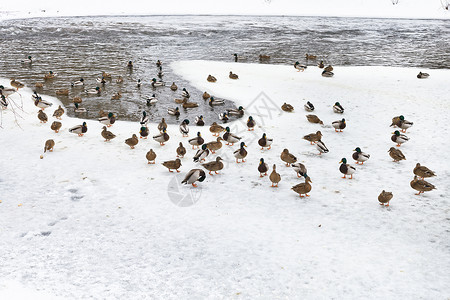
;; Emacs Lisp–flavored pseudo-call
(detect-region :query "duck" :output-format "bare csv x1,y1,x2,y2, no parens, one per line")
125,134,139,149
162,158,182,173
305,54,317,60
388,147,406,162
101,126,116,141
333,102,344,113
170,82,178,91
43,139,55,153
96,76,107,84
413,163,436,179
390,115,413,133
145,94,158,105
324,65,334,72
352,147,370,164
223,127,241,146
209,96,224,106
207,75,217,82
98,112,116,127
35,98,53,110
38,110,48,123
258,158,269,177
111,92,122,100
56,89,69,96
158,118,167,132
247,116,256,131
151,78,165,87
174,97,185,104
322,70,334,77
339,158,356,179
116,76,123,83
10,78,25,90
73,96,82,104
101,72,112,79
318,61,324,68
258,133,273,150
195,115,205,126
233,53,245,62
417,72,429,79
180,88,190,99
157,66,164,78
304,101,314,112
137,79,142,88
74,103,87,113
0,95,7,110
316,140,329,155
179,119,190,137
306,114,323,125
146,149,157,164
193,144,210,163
303,131,322,144
292,163,307,178
229,71,239,79
259,54,271,61
181,169,206,187
69,122,87,137
202,92,211,100
43,71,56,80
176,142,186,158
52,105,65,119
332,118,346,132
21,55,33,64
156,60,162,67
292,174,312,197
35,82,44,89
378,190,393,207
188,132,204,149
280,149,297,166
182,98,198,109
202,157,224,175
32,91,41,101
269,164,281,187
294,61,307,72
140,111,149,126
51,121,62,133
391,130,409,147
210,122,224,136
228,106,245,117
410,175,436,195
139,126,149,139
153,128,170,145
218,112,229,122
234,142,248,163
0,85,16,97
85,87,101,95
168,107,180,117
71,78,84,87
281,103,294,112
206,137,223,154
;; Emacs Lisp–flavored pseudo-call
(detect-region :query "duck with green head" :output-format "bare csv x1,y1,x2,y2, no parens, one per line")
391,130,409,147
339,158,356,179
223,127,241,146
352,147,370,164
234,142,247,163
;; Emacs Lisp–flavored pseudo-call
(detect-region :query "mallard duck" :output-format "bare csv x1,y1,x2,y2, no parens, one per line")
413,163,436,179
73,96,82,104
53,105,65,119
162,158,182,173
156,60,162,67
332,118,346,132
269,164,281,187
56,89,69,96
182,98,198,109
202,92,211,100
258,158,269,177
378,190,393,207
292,163,307,178
223,127,241,146
116,76,123,83
153,128,170,145
96,77,106,85
234,142,247,163
140,126,149,139
322,70,334,77
219,112,229,122
125,134,139,149
71,78,84,87
146,149,157,164
292,174,312,197
209,122,224,136
51,121,61,133
179,119,190,137
145,94,158,105
247,116,256,131
151,78,164,87
69,122,87,136
21,55,33,64
35,82,44,88
410,175,435,195
305,54,316,60
157,66,164,78
258,133,273,150
10,78,25,90
181,169,206,187
206,137,223,153
209,96,224,106
281,149,297,166
44,139,55,153
181,88,190,99
391,130,409,147
229,71,239,79
352,147,370,164
324,65,334,72
233,53,245,62
228,106,245,117
306,114,323,125
32,91,41,101
207,75,217,82
417,72,429,79
391,115,413,132
35,98,53,110
281,103,294,112
188,132,204,149
98,112,116,127
170,82,178,91
339,158,355,179
176,142,186,158
85,87,101,95
137,79,142,88
196,115,205,126
202,157,224,175
38,110,48,123
140,111,149,126
193,144,210,162
0,95,7,110
316,140,329,155
74,103,87,113
101,126,116,141
259,54,270,61
0,85,16,97
303,131,322,144
294,61,307,72
333,102,344,113
101,72,111,79
111,92,122,100
174,98,185,104
158,118,167,132
168,107,180,117
44,71,56,80
388,147,406,162
318,61,324,68
304,101,314,112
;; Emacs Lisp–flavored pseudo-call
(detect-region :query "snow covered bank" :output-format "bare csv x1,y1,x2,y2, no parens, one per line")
0,61,449,298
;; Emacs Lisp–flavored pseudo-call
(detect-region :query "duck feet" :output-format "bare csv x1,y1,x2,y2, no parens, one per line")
192,183,197,187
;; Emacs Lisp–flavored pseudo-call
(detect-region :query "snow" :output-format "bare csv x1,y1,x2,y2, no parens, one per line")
1,61,450,298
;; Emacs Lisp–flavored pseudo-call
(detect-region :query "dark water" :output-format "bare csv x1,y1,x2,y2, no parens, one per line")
0,15,448,123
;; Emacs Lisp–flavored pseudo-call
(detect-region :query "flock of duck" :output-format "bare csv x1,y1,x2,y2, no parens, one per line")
0,54,436,203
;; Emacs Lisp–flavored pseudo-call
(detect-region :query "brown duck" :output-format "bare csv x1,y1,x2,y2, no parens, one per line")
388,147,406,162
51,121,62,133
410,175,436,195
281,103,294,112
158,118,167,132
38,110,48,123
206,137,223,153
413,163,436,179
125,134,139,149
229,71,239,79
378,190,393,207
306,114,323,125
292,175,312,197
207,75,217,82
202,92,211,100
44,139,55,153
202,156,224,175
162,158,182,172
53,105,65,119
182,98,199,109
209,122,224,136
176,142,186,158
101,126,116,141
269,164,281,187
281,149,297,166
146,149,157,164
303,131,322,144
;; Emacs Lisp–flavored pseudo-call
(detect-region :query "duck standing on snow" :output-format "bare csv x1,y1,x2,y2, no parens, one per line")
229,71,239,79
51,121,62,133
391,130,409,147
378,190,393,207
339,158,355,179
202,157,224,175
125,134,139,149
207,75,217,82
181,169,206,187
247,116,256,131
413,163,436,179
324,65,334,72
69,122,87,137
188,132,204,149
146,149,157,164
206,137,223,154
304,101,314,112
210,122,224,136
101,126,116,141
0,95,7,110
140,111,149,126
158,118,167,132
388,147,406,162
193,144,210,163
303,131,322,144
410,175,436,195
223,127,241,146
292,174,312,197
294,61,307,72
258,133,273,150
176,142,186,158
391,115,413,133
170,82,178,91
306,114,323,125
168,107,180,117
417,72,429,79
179,119,190,137
35,98,53,110
162,158,182,173
146,94,158,105
99,112,116,127
195,115,205,126
332,118,346,132
153,128,170,145
0,85,16,97
269,164,281,187
140,126,149,139
234,142,248,163
281,103,294,112
318,61,325,68
316,140,329,155
38,110,48,123
43,139,55,153
281,149,297,166
352,147,370,164
53,105,65,119
322,70,334,77
333,102,344,113
258,158,269,177
292,162,307,178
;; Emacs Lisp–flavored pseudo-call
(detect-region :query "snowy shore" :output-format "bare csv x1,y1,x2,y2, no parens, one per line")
0,61,449,299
